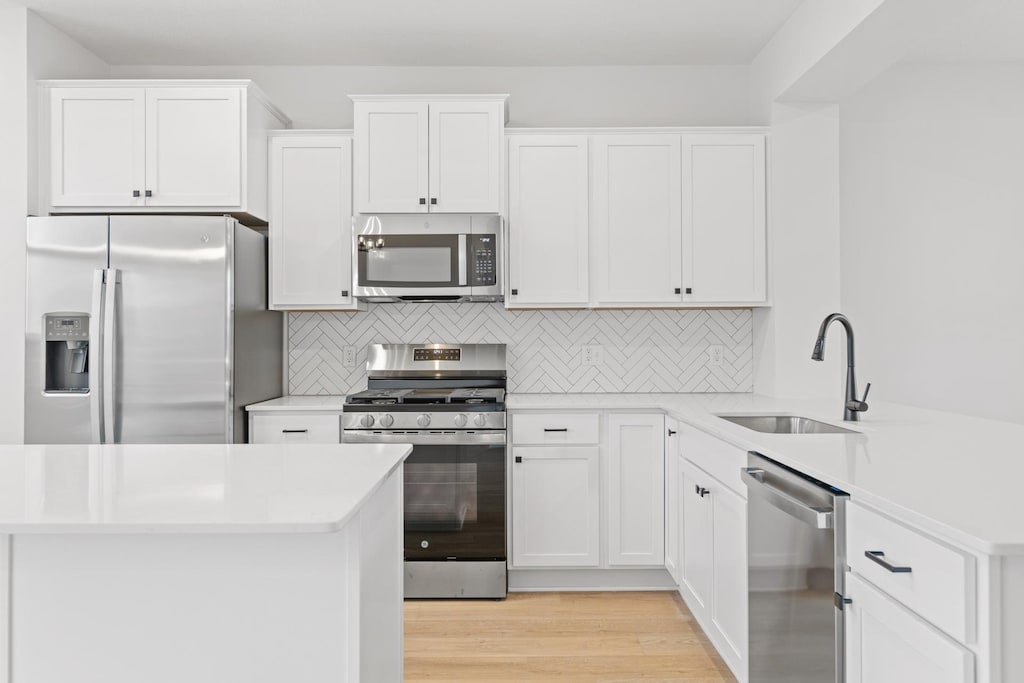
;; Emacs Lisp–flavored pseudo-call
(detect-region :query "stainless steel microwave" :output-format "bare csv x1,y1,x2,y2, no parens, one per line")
354,214,503,302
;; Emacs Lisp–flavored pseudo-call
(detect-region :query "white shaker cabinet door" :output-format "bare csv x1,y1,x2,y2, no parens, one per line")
50,87,146,207
144,87,242,207
845,572,974,683
353,101,429,214
605,414,665,566
591,135,682,305
512,446,600,568
428,101,503,213
506,136,589,307
269,134,356,310
679,457,713,612
681,134,766,304
710,479,748,669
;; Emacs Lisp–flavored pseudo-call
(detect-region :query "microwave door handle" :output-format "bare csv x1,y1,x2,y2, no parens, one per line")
458,234,468,286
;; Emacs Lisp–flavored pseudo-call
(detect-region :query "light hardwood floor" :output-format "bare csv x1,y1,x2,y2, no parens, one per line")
404,591,736,682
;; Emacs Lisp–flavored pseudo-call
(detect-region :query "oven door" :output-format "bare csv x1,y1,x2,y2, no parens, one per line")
403,439,506,562
355,233,469,297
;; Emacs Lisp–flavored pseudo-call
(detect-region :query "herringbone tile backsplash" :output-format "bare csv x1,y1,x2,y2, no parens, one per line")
288,304,753,395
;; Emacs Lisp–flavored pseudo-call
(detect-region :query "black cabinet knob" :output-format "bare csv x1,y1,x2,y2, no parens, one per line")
145,190,153,197
674,288,681,294
515,456,522,464
419,198,426,205
685,288,693,294
132,190,141,198
511,288,518,295
341,290,349,297
430,198,437,205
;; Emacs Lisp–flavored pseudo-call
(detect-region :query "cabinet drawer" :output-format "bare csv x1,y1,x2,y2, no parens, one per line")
512,413,599,445
250,414,340,444
847,502,975,643
678,424,747,497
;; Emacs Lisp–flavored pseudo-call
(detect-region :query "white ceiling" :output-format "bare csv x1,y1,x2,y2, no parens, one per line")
22,0,804,66
904,0,1024,63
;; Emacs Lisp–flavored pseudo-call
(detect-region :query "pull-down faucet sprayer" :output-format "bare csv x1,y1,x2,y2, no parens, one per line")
812,313,871,422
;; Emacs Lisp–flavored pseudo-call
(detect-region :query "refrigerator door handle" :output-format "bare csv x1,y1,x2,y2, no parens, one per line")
102,269,121,444
90,269,106,443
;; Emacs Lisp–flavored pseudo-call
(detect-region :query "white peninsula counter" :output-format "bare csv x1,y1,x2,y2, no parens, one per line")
0,443,411,683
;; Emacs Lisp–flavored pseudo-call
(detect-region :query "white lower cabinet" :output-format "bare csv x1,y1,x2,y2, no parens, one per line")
676,428,748,682
605,414,665,566
511,446,600,567
845,571,974,683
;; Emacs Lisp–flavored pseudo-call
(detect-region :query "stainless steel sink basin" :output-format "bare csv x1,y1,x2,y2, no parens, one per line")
717,415,858,435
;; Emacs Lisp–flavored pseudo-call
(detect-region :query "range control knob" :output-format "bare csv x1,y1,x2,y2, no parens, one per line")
378,414,394,428
416,414,431,428
453,413,468,428
358,414,375,428
473,414,488,428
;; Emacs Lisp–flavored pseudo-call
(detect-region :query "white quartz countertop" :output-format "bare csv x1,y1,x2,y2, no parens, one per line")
509,393,1024,556
245,396,347,412
0,443,409,534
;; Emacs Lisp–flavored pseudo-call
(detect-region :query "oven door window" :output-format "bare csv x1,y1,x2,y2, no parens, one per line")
358,234,462,288
404,443,505,561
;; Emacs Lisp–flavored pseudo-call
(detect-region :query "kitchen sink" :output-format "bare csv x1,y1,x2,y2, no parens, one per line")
717,414,858,435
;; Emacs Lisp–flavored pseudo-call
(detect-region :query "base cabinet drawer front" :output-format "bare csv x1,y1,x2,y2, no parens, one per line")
511,413,600,445
250,414,341,444
512,446,600,567
845,572,975,683
847,502,975,642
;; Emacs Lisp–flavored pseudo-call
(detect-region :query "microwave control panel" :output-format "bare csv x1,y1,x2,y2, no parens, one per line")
469,234,497,287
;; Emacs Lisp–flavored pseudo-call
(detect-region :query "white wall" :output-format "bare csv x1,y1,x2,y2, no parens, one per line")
839,63,1024,422
109,64,757,128
753,102,843,399
0,2,29,443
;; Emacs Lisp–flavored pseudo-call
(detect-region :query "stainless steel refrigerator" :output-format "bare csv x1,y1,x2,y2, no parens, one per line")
25,215,283,444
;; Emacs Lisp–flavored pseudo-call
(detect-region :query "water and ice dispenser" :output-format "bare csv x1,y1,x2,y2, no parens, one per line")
43,314,91,393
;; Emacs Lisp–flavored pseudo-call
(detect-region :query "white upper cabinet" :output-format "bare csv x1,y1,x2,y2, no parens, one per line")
681,134,766,303
268,132,362,311
352,100,429,214
43,80,290,223
351,95,506,214
49,87,146,208
591,134,683,305
145,87,242,207
506,135,589,307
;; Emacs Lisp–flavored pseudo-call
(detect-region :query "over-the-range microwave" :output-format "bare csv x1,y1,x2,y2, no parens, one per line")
353,214,502,302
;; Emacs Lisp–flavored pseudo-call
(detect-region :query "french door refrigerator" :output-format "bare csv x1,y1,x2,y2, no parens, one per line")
25,215,282,444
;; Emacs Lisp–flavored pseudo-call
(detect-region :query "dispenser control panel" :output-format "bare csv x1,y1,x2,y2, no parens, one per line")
45,314,89,341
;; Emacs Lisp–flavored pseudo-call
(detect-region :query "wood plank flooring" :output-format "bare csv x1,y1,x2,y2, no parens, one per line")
404,591,736,682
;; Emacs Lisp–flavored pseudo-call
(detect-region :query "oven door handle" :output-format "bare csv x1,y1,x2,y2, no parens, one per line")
343,431,506,446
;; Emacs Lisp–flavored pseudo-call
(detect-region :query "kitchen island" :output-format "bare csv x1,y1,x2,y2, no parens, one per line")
0,443,410,683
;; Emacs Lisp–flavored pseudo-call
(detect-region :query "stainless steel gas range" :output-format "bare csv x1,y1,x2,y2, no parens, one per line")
342,344,507,599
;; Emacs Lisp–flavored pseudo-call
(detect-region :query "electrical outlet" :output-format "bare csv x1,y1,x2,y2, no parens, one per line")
343,346,357,368
581,344,604,366
708,345,724,368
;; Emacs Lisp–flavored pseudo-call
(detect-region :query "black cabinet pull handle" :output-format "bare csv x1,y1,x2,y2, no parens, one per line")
668,429,677,436
695,485,709,498
282,429,309,434
430,198,437,205
132,190,141,198
419,198,426,205
864,550,912,573
543,428,568,432
515,456,522,463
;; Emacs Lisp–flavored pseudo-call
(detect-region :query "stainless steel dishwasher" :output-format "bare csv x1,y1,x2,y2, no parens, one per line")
742,452,850,683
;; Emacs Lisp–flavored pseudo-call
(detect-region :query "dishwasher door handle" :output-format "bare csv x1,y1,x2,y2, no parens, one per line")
741,467,834,529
